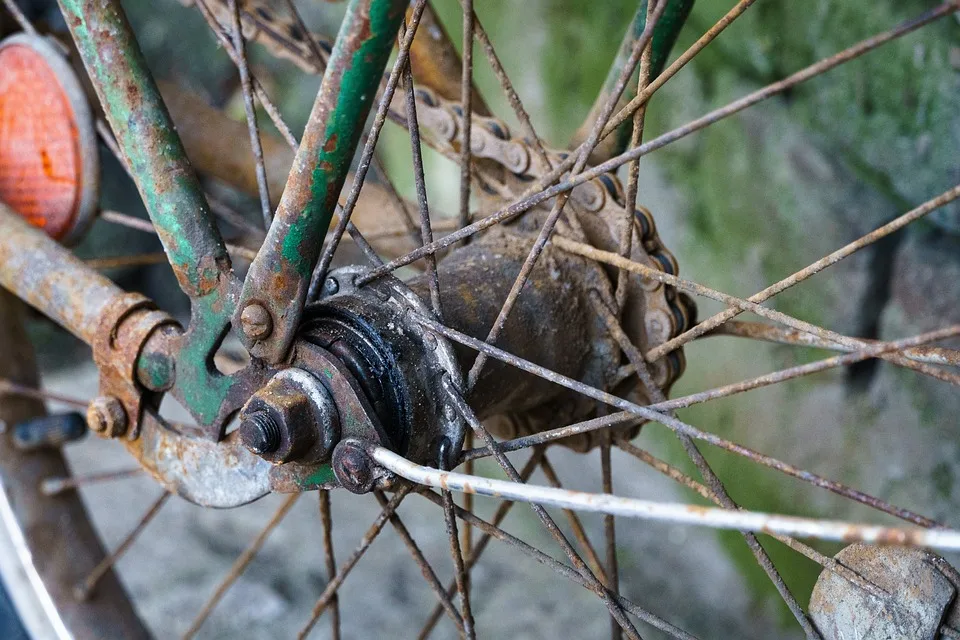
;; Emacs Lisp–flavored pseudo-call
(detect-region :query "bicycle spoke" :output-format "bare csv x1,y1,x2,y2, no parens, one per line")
359,3,958,283
616,0,658,312
100,210,258,261
707,320,960,367
614,439,889,601
0,378,87,408
539,455,609,584
441,379,642,639
74,492,170,601
372,490,467,636
415,486,698,640
418,448,544,640
1,0,36,34
317,490,341,640
402,54,443,319
308,0,429,295
457,0,474,238
423,315,952,527
554,234,960,386
297,485,413,639
600,434,620,640
183,494,300,639
648,184,960,361
40,467,144,497
85,253,169,270
463,0,670,393
591,292,819,637
382,449,960,551
281,0,328,70
226,0,272,229
601,0,758,143
195,0,299,149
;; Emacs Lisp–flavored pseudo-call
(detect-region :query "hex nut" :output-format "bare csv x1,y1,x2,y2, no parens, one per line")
86,396,127,438
238,369,340,464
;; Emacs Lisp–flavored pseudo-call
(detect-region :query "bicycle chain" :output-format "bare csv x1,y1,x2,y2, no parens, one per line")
186,0,694,391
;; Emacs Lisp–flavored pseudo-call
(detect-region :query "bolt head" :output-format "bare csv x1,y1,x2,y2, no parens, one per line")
240,303,272,340
332,439,375,494
86,396,127,438
322,277,339,297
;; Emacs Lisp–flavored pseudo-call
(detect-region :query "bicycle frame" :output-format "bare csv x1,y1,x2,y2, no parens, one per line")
38,0,405,434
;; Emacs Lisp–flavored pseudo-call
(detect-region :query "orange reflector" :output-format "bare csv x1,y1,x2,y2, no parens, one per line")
0,34,97,243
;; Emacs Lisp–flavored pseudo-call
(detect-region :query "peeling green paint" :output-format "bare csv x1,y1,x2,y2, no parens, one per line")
278,0,407,280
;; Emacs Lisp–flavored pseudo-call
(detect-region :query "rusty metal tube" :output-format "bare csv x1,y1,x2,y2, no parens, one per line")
0,202,125,345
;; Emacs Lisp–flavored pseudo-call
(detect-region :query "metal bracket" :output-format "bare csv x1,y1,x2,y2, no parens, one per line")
91,292,178,440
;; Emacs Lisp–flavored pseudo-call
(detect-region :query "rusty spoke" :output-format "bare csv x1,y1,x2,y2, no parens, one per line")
422,315,952,527
195,0,298,149
359,3,957,284
441,379,642,639
317,490,341,640
0,378,87,409
100,210,259,262
600,433,621,640
418,449,544,640
41,467,144,496
601,0,758,144
1,0,37,34
463,0,670,393
401,45,443,320
590,292,820,637
308,0,429,297
183,495,300,639
297,485,413,640
415,487,698,640
372,490,467,636
614,439,889,601
457,0,474,238
615,0,657,313
74,492,170,601
226,0,272,229
539,455,609,584
554,233,960,387
646,184,960,361
281,0,328,70
706,320,960,368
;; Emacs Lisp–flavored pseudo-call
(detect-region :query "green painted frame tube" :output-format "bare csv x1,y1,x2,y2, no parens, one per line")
59,0,231,300
237,0,408,364
570,0,695,161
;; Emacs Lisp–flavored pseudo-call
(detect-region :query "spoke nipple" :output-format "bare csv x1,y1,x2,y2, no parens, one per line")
86,396,127,438
240,303,273,341
239,410,282,455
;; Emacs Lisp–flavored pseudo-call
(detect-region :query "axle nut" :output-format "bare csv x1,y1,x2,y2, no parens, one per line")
238,369,340,464
86,396,127,438
239,303,273,341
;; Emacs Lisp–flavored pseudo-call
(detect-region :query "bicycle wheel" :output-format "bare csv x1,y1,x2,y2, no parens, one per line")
0,0,959,638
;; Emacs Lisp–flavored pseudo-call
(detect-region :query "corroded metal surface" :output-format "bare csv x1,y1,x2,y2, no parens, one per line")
237,0,407,364
58,0,231,298
0,201,129,344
